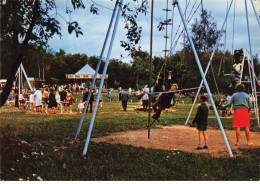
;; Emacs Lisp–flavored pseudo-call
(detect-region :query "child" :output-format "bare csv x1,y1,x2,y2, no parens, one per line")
98,94,103,108
78,100,85,113
190,95,209,150
65,90,73,113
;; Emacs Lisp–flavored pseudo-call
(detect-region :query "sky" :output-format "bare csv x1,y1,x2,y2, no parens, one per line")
48,0,260,63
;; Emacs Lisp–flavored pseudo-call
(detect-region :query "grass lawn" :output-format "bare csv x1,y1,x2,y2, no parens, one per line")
0,91,259,181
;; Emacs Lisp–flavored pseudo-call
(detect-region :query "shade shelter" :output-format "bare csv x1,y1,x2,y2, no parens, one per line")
65,63,108,87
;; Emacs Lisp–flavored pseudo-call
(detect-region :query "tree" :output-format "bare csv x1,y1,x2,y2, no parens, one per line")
0,0,62,107
107,59,132,89
131,51,153,90
0,0,149,107
186,9,220,52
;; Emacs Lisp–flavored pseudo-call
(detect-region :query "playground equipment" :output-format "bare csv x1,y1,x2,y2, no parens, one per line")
75,0,259,157
14,63,33,94
184,0,259,127
74,0,123,155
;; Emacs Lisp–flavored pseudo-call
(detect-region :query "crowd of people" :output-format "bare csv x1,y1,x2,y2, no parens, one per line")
5,79,258,150
6,84,119,114
8,85,76,114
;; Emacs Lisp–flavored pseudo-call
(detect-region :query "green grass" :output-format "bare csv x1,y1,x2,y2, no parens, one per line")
1,91,259,181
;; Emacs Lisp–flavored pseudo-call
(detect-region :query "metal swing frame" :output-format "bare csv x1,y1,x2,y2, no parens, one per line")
185,0,259,128
75,0,259,157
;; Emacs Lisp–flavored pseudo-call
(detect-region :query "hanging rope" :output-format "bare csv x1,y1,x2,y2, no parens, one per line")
156,0,202,90
232,0,236,56
218,0,229,76
170,2,175,55
170,0,195,53
169,0,202,55
170,0,192,53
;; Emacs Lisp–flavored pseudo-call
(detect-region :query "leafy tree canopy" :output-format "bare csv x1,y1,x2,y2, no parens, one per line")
0,0,149,107
187,9,220,52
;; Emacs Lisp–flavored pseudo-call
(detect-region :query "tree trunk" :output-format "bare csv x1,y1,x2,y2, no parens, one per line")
0,0,39,108
0,56,23,107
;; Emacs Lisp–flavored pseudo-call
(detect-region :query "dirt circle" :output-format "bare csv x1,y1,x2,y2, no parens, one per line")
92,125,260,157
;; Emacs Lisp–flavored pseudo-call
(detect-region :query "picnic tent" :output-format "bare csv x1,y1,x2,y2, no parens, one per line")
66,63,108,87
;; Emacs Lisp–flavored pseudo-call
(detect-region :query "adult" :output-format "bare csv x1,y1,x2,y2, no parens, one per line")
60,89,67,112
223,84,252,146
83,88,94,113
48,88,57,114
14,86,19,107
55,91,61,104
118,89,122,102
121,89,129,111
34,87,42,112
141,93,149,112
76,84,79,94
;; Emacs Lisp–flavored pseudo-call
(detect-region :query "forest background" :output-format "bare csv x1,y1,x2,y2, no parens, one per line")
1,0,260,100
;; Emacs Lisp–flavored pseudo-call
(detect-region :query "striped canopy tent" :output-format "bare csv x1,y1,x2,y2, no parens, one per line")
66,63,108,87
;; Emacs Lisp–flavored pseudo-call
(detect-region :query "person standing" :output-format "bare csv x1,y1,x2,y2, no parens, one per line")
76,84,79,94
42,88,49,114
118,89,122,102
121,89,129,111
190,95,209,150
65,90,73,113
55,91,61,105
223,84,252,146
48,88,57,114
83,88,94,113
98,94,103,108
141,93,149,112
14,86,19,107
34,87,42,112
108,90,112,102
60,89,67,112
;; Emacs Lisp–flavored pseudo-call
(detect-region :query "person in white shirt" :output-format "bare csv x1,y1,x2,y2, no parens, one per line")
34,88,42,112
24,91,36,110
55,91,61,104
78,100,85,113
141,93,149,112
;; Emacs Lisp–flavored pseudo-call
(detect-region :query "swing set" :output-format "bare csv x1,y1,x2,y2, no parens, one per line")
74,0,259,158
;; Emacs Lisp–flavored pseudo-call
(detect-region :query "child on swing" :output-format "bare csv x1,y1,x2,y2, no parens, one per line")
190,95,209,150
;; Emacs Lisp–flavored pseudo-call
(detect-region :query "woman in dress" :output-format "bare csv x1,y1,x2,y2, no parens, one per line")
224,84,252,146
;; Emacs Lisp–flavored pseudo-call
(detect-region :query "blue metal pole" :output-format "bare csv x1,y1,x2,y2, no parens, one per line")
249,0,260,27
82,0,124,155
175,0,233,157
245,0,259,126
74,1,119,140
148,0,154,139
185,0,234,125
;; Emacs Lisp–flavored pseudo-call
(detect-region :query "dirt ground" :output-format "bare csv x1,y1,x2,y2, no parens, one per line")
92,125,260,157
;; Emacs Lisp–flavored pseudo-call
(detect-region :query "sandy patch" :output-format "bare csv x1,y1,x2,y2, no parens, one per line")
92,125,260,157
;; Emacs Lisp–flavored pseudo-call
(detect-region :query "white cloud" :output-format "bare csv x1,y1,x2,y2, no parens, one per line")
48,0,260,61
